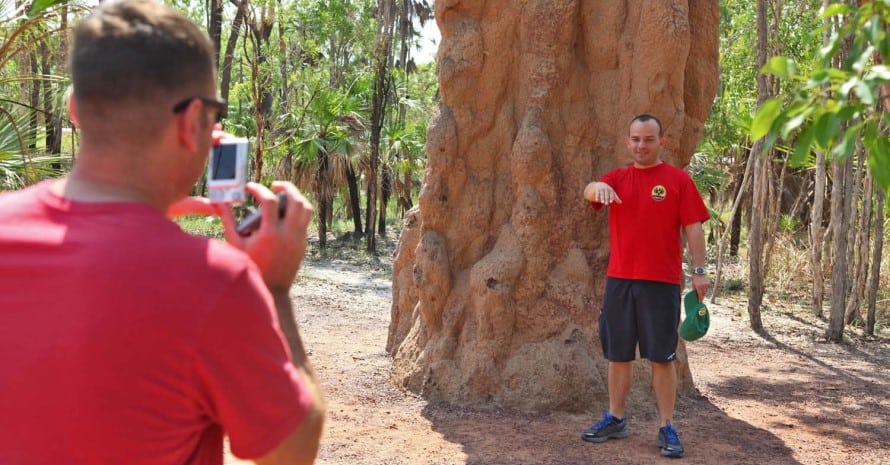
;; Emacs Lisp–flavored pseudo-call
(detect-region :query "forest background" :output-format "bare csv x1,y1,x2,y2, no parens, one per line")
1,0,888,343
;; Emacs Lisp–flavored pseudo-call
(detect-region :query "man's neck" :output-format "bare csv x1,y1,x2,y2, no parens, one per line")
53,169,166,213
633,160,663,170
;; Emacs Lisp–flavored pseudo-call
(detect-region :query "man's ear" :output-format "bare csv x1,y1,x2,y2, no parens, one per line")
175,100,202,152
67,92,80,127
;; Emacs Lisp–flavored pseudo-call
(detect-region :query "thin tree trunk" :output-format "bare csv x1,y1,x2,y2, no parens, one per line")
865,187,884,336
40,40,60,157
208,0,223,66
763,151,786,271
28,49,39,151
366,0,396,252
346,165,363,239
746,0,771,333
379,165,392,234
845,148,871,324
827,152,853,341
730,169,745,257
220,0,246,103
712,147,754,303
810,150,827,317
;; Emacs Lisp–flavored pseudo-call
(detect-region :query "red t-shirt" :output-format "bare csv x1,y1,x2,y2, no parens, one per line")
0,182,311,464
591,162,710,284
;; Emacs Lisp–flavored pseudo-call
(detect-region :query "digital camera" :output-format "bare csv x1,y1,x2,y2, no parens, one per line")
206,136,249,203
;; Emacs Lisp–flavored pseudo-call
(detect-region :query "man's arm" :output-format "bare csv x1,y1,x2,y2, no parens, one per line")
684,222,710,300
219,182,325,465
253,291,325,465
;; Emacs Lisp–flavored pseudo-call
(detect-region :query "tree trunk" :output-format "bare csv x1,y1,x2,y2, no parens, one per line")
246,5,275,183
712,147,753,303
827,152,853,341
730,169,745,257
810,150,827,317
387,0,719,412
379,164,392,235
208,0,223,66
865,187,884,336
220,0,246,103
28,49,39,152
845,149,871,324
747,0,772,334
366,0,396,253
346,165,363,239
40,40,60,157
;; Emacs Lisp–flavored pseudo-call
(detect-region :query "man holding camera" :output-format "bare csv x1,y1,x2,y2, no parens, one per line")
0,1,324,464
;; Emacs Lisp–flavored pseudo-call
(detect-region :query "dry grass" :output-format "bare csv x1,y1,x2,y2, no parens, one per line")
713,228,890,334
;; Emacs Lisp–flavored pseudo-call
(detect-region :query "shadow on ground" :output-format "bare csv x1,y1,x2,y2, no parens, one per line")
422,395,800,465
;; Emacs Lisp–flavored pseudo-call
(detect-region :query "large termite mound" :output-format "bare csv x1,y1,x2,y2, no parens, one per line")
388,0,719,412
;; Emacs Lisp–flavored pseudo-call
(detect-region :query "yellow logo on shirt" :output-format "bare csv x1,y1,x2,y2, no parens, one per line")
651,185,666,201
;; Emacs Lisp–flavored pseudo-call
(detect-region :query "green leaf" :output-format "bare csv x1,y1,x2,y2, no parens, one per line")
761,57,795,80
866,15,883,45
830,123,862,159
791,125,816,167
781,111,809,139
28,0,68,17
867,134,890,192
806,70,831,88
813,112,841,149
854,80,875,105
751,97,783,141
820,3,853,19
867,65,890,81
840,77,859,96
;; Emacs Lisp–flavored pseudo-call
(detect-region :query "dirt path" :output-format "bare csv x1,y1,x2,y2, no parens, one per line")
228,258,890,465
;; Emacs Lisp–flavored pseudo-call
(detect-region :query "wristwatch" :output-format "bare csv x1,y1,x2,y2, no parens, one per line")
692,267,707,276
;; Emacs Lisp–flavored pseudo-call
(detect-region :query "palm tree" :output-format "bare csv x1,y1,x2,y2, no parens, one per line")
291,85,365,249
0,0,73,190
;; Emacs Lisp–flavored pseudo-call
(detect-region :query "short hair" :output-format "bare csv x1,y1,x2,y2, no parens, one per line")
630,114,663,137
69,0,216,109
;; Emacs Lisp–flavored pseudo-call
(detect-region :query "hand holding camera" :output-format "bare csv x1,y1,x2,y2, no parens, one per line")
218,182,314,292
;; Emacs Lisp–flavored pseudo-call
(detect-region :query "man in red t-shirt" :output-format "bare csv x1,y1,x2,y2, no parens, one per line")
0,1,323,464
579,114,710,458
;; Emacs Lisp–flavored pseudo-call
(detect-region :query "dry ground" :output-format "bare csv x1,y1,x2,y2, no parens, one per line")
227,245,890,465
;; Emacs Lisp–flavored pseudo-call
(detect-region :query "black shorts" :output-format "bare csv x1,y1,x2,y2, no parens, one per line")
599,277,681,363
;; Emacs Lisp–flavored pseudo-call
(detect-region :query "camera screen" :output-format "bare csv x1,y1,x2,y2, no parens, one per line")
211,144,238,180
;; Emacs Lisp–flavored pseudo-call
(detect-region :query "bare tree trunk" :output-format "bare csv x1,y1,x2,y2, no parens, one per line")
865,187,884,336
730,169,745,257
379,165,393,235
28,49,39,152
246,4,276,183
346,165,363,239
712,147,754,303
40,40,60,156
747,0,771,333
845,149,871,324
220,0,246,103
827,152,853,341
366,0,396,252
208,0,223,66
810,150,827,317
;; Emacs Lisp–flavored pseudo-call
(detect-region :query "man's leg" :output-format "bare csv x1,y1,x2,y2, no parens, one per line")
581,360,631,443
608,361,632,418
651,361,676,426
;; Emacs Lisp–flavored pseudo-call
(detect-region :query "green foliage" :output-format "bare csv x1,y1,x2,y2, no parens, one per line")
0,0,72,188
751,1,890,189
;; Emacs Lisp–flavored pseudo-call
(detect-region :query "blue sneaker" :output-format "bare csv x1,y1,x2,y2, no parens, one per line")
580,412,629,443
657,422,685,458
